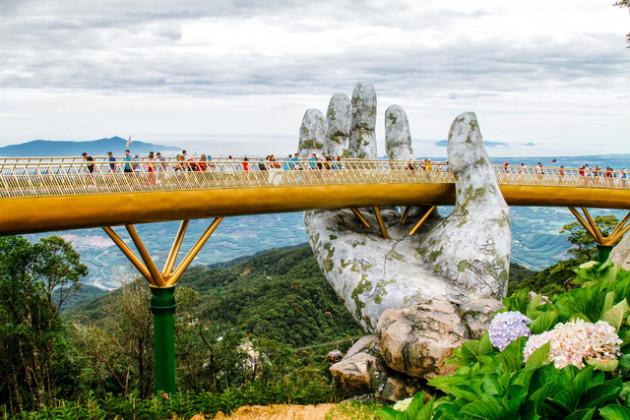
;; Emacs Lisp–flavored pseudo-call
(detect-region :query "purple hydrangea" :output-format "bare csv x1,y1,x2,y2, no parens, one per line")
488,311,531,351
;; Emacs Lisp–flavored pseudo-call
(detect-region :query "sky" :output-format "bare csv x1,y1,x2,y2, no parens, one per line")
1,0,629,158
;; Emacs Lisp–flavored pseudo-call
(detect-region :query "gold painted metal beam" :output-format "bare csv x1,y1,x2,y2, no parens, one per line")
608,211,630,241
104,218,223,289
3,183,630,236
408,205,436,236
163,220,189,275
351,207,371,228
568,207,630,247
126,224,167,287
102,226,154,285
400,206,410,224
373,206,389,239
167,217,223,286
581,207,606,244
568,207,599,243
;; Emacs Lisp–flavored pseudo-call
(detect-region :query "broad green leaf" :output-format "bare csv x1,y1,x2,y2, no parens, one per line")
416,397,434,420
602,291,616,316
529,311,558,334
525,341,550,369
459,399,506,420
582,381,623,409
565,408,596,420
404,392,428,418
601,299,630,332
526,294,543,318
585,358,619,372
481,373,503,396
477,333,493,355
599,404,630,420
376,406,403,420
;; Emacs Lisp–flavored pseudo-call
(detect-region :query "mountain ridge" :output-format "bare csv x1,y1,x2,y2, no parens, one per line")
0,136,180,157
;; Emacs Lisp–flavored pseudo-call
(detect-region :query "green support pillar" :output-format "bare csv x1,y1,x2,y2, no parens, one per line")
597,245,613,264
151,286,176,397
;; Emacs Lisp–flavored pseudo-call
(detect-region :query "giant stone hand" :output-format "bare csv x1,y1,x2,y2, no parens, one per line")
300,82,510,379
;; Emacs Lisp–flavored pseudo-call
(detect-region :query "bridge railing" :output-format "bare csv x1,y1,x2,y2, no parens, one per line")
0,157,627,198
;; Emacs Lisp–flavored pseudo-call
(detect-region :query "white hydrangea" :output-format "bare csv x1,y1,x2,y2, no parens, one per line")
523,319,622,369
393,397,413,412
488,311,532,351
579,261,598,269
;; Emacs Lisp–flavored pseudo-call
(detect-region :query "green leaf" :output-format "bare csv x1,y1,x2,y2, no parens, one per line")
601,299,630,332
529,311,558,334
619,354,630,369
565,408,596,420
478,333,493,355
404,392,428,418
599,404,630,420
459,399,506,420
585,358,619,372
416,397,434,420
601,291,615,314
376,406,404,420
526,341,550,369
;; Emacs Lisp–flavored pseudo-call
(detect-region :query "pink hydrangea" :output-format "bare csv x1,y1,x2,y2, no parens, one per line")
523,319,621,369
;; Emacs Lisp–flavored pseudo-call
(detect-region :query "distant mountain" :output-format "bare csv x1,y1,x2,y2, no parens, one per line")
434,139,509,147
0,136,180,157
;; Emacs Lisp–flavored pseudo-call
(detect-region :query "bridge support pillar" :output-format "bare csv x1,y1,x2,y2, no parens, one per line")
102,217,223,396
151,286,177,398
597,245,614,264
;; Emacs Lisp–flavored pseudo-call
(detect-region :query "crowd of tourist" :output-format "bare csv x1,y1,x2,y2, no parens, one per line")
80,151,628,187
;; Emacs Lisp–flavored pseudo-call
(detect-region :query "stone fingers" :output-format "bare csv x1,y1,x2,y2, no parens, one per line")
298,108,325,158
349,82,377,159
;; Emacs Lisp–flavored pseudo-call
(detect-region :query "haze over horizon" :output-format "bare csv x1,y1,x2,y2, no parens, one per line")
1,1,628,157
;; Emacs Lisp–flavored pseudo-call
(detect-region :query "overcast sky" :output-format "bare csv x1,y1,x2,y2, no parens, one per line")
1,0,628,157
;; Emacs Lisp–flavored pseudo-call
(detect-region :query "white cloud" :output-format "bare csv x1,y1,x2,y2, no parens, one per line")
0,0,628,156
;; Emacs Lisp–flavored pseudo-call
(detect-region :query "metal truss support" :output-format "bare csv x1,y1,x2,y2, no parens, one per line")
568,207,630,262
373,206,389,239
408,205,436,236
102,217,223,397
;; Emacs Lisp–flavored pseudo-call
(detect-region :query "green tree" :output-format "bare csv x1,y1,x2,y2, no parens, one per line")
559,215,618,261
0,235,87,413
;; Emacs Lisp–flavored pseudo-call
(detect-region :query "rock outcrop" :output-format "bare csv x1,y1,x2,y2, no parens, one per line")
300,82,510,389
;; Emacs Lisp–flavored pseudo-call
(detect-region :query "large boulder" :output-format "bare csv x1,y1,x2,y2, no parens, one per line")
329,335,388,396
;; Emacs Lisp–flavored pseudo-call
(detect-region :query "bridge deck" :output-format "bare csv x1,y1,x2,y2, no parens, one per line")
1,157,628,235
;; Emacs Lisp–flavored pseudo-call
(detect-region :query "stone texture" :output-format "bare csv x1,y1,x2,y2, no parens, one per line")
417,112,511,299
611,234,630,270
385,105,413,161
329,335,388,396
349,82,377,159
299,85,510,381
377,298,464,378
377,376,424,403
298,108,325,158
325,93,352,158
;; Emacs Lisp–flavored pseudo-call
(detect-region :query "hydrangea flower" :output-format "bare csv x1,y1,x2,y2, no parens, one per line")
393,397,413,412
488,311,532,351
523,319,622,369
579,261,598,269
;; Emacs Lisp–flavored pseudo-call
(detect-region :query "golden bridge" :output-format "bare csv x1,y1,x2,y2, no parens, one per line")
2,155,629,395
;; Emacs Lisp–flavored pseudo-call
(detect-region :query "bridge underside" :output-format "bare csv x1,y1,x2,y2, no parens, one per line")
1,183,630,235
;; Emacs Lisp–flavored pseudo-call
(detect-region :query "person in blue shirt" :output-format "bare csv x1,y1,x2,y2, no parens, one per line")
107,151,116,173
123,149,133,173
309,153,318,169
283,154,293,171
